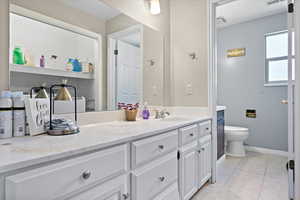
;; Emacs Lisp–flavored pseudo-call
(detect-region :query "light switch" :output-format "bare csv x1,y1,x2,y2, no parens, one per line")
186,83,193,95
152,85,158,96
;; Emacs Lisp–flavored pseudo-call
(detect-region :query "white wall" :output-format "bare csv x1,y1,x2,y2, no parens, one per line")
170,0,209,106
143,26,164,105
89,0,210,107
106,14,139,34
0,0,9,91
217,13,288,151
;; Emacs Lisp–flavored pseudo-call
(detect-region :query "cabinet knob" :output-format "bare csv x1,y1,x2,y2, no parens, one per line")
158,176,166,182
158,145,164,150
82,170,91,180
206,127,209,130
189,133,194,137
197,150,201,153
122,193,130,199
201,147,205,151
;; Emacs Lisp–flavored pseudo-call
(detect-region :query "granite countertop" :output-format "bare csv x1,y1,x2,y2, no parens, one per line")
0,112,212,174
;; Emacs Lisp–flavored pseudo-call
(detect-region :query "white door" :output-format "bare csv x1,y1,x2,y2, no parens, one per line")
287,1,296,199
116,40,141,105
179,143,198,200
198,137,212,188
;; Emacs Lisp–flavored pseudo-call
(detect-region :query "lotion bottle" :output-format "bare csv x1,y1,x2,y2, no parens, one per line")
142,102,150,120
12,92,25,137
0,91,13,139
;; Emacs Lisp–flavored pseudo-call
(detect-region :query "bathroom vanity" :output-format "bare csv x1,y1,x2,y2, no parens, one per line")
0,112,212,200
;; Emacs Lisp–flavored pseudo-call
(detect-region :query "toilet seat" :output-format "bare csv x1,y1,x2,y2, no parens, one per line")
225,126,248,132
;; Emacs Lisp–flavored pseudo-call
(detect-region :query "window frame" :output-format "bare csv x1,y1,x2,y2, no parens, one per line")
264,30,294,86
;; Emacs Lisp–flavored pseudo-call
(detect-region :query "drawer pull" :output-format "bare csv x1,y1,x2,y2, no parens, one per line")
122,193,130,199
189,133,194,137
82,171,91,180
197,150,201,153
206,127,209,130
158,176,166,182
158,145,164,150
201,147,205,151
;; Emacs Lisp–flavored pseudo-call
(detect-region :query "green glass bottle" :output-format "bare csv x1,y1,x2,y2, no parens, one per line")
13,47,25,65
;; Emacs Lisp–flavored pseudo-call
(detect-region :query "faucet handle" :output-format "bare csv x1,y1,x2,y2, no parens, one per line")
155,109,160,119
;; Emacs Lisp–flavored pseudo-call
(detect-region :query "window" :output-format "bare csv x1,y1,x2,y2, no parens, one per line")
265,31,295,85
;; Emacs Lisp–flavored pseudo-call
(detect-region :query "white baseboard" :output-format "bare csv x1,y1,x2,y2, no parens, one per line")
245,145,289,157
217,154,226,164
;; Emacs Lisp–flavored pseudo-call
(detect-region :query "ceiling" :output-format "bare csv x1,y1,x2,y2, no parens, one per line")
216,0,287,28
119,31,141,47
59,0,121,20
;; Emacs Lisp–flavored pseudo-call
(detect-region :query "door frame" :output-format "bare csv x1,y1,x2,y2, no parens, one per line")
107,24,144,110
208,0,300,194
295,1,300,199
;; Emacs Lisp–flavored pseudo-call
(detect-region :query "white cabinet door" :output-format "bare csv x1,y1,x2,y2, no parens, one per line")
67,174,129,200
179,142,198,200
198,135,212,188
153,182,180,200
132,152,178,200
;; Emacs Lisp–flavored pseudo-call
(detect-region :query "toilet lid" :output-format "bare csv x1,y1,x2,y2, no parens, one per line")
225,126,248,132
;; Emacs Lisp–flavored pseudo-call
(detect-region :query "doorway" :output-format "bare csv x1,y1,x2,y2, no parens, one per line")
208,0,296,199
107,25,143,110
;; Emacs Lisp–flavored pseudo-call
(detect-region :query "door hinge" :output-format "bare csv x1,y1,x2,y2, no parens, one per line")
288,3,294,13
288,160,295,170
114,49,118,55
177,151,180,160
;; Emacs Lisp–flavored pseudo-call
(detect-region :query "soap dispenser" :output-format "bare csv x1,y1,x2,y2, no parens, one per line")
142,102,150,120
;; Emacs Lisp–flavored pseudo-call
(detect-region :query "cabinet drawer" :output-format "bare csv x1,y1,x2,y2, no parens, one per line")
131,130,178,168
67,174,129,200
199,120,212,136
179,124,198,146
132,153,178,200
199,134,212,145
6,144,129,200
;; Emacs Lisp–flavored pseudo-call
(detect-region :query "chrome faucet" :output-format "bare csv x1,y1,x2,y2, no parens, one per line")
155,109,170,119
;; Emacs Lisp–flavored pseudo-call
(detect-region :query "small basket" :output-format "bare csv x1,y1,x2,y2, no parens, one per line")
125,109,138,121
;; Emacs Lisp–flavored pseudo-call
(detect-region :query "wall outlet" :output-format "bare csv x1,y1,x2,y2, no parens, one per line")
152,85,158,96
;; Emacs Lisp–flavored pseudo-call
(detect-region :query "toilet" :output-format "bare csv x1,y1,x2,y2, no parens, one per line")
225,126,249,157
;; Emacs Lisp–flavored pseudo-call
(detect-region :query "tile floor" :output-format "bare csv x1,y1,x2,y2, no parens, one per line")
192,152,289,200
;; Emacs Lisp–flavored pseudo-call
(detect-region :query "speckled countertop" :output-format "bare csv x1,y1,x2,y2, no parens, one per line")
0,109,212,174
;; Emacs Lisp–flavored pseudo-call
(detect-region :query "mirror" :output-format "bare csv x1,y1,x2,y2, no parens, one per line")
9,0,164,113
